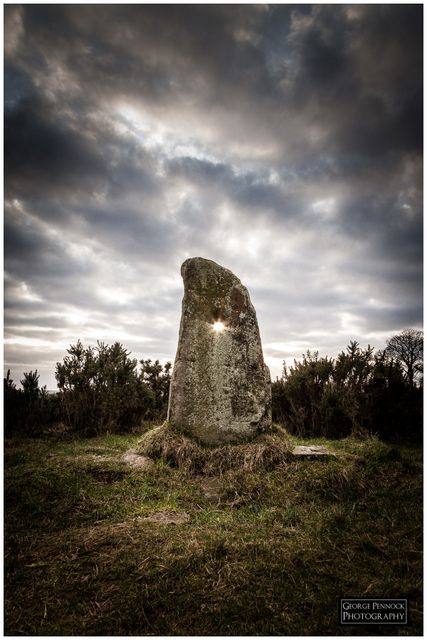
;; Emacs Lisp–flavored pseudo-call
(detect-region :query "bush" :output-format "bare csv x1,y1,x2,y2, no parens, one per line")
140,359,172,421
4,369,59,436
273,340,422,442
55,341,171,435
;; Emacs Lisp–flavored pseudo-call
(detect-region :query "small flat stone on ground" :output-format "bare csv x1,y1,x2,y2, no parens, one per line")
143,511,189,525
199,477,225,503
292,445,333,456
122,450,154,468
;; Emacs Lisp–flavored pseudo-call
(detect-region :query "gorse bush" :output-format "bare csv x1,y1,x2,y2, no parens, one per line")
55,340,171,435
140,359,172,421
56,340,142,434
5,341,172,437
272,337,423,442
4,369,60,436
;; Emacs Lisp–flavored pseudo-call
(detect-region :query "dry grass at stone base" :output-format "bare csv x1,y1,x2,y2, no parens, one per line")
4,428,422,636
137,422,294,474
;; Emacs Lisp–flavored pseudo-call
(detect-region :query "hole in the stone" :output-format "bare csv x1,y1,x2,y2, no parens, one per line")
212,321,225,333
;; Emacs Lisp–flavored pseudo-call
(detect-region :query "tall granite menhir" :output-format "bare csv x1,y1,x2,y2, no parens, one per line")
168,257,272,445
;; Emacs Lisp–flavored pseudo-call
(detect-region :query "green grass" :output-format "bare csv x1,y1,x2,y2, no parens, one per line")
5,429,422,635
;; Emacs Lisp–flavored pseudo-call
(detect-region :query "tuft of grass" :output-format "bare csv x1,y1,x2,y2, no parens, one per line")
5,428,422,636
137,422,293,475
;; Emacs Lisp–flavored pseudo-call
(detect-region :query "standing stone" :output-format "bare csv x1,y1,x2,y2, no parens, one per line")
168,257,271,445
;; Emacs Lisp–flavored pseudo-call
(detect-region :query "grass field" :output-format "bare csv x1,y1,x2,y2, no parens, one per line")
5,428,422,635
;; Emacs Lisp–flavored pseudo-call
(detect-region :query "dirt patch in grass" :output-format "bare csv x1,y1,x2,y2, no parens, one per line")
85,468,128,483
142,510,190,525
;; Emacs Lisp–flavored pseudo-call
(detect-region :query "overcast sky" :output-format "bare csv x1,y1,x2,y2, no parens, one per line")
4,4,423,388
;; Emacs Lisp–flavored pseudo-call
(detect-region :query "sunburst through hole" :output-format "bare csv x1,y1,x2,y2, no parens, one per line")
212,321,225,333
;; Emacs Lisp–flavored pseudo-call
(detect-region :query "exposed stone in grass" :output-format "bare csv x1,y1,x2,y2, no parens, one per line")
199,477,225,503
292,445,334,457
168,257,271,445
122,449,154,469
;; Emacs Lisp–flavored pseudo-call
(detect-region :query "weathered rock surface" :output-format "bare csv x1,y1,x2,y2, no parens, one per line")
168,257,271,445
122,450,154,469
292,445,334,457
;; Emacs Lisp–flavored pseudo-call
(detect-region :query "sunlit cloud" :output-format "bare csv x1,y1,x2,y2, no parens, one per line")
310,197,337,220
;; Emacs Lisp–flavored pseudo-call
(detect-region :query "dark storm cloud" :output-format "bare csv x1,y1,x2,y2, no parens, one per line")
4,216,88,280
11,4,273,107
277,5,422,182
4,63,34,106
286,7,352,95
4,4,422,387
5,92,109,196
4,89,165,203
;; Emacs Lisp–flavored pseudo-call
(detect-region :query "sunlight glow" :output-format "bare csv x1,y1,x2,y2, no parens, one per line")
212,321,225,333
